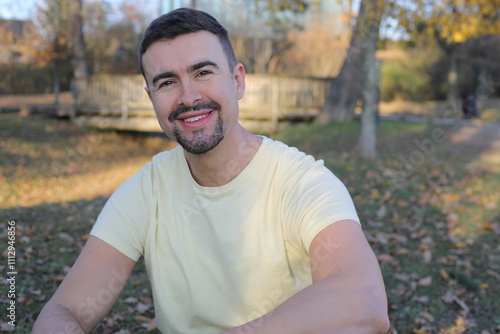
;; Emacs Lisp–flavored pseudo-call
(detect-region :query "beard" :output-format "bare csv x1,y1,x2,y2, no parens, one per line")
170,101,225,155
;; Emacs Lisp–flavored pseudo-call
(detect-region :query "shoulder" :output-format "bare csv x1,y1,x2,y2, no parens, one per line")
113,145,183,196
261,137,316,164
260,136,330,181
151,144,183,167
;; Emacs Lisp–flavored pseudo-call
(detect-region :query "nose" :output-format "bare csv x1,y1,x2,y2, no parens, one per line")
179,79,202,107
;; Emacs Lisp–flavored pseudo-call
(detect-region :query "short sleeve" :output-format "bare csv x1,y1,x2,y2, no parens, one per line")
281,155,360,253
90,162,154,261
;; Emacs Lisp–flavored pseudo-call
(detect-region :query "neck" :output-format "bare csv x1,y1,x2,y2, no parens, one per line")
183,124,263,187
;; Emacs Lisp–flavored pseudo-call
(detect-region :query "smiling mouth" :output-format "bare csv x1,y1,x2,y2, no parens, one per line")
169,101,222,124
182,111,213,123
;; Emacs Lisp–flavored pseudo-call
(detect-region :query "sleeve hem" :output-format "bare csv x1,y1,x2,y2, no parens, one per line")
90,230,142,262
303,215,361,253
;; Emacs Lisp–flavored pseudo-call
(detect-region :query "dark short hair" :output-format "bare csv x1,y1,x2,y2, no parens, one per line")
138,8,237,79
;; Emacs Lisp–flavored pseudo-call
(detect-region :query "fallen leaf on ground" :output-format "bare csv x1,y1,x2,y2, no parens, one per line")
135,316,157,331
418,276,432,286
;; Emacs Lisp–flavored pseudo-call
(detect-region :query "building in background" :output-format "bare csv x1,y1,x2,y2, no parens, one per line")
159,0,348,37
156,0,350,76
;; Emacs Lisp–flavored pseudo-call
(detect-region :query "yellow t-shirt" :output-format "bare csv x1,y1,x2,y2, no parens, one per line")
90,136,359,334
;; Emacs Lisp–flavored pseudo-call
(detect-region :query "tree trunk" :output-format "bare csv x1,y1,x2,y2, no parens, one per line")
190,0,199,9
359,35,377,159
72,0,89,79
315,0,367,124
358,0,382,159
476,66,492,113
53,64,60,105
447,46,459,108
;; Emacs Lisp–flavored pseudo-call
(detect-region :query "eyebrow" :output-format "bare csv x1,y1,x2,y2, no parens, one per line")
188,60,219,72
151,61,220,87
152,71,177,87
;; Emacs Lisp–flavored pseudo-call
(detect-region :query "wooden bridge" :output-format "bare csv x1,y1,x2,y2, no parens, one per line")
71,74,332,134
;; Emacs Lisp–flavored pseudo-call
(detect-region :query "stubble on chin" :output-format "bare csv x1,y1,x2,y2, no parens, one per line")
173,113,225,155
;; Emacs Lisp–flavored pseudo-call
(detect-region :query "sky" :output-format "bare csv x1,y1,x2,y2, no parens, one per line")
0,0,37,20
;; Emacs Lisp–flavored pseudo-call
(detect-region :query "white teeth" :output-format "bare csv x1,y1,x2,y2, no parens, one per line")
183,113,210,123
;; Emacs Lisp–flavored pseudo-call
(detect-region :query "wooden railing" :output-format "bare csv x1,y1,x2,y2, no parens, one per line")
71,74,332,133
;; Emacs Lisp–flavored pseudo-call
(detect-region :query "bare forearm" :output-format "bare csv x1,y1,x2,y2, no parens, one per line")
223,276,389,334
32,303,87,334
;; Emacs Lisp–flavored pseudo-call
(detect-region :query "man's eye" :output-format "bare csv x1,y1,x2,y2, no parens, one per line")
197,70,212,76
159,80,173,88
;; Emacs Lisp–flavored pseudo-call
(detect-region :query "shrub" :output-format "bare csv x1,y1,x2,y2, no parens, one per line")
0,63,72,94
379,47,446,102
381,62,427,101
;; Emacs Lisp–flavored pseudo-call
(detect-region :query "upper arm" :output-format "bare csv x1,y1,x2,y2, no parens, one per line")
309,220,389,329
309,219,384,286
44,235,137,332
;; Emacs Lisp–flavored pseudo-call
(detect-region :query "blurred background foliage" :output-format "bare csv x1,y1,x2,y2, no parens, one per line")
380,35,500,102
0,0,499,101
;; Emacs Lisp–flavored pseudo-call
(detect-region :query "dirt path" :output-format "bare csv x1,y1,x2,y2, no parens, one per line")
448,120,500,165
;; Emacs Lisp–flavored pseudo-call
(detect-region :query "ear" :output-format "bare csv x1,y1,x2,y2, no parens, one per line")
233,63,246,100
145,86,152,102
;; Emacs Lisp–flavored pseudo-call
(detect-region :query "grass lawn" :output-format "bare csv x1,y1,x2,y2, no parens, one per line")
1,110,499,333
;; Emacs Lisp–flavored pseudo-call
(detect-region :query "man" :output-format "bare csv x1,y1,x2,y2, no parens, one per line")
33,8,389,333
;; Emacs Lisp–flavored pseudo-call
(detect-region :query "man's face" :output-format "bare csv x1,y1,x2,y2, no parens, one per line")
142,31,245,154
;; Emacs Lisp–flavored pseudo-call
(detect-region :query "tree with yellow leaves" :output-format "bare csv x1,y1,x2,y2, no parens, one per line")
386,0,500,106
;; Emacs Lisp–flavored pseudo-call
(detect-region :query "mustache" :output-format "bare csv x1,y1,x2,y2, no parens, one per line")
169,101,222,122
